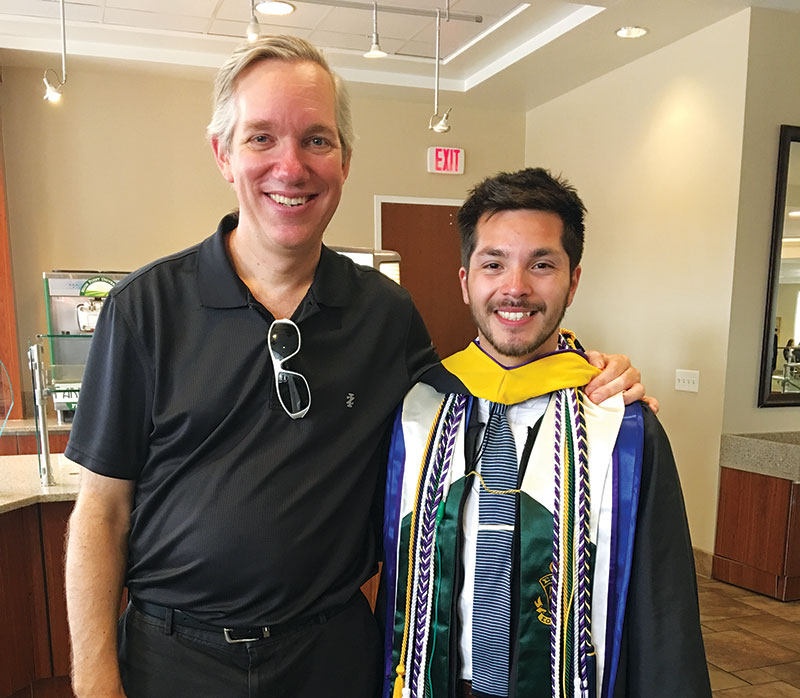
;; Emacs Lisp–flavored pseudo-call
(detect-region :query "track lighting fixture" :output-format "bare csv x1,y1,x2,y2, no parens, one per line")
42,0,67,103
428,8,452,133
364,2,387,58
247,0,261,41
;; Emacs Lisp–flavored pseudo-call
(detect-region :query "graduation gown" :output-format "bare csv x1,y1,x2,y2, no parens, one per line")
379,345,710,698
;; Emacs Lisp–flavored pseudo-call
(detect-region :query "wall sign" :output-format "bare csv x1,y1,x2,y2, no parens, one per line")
427,147,464,175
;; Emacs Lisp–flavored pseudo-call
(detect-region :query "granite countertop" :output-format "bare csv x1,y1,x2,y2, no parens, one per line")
0,454,80,514
720,432,800,481
2,419,71,436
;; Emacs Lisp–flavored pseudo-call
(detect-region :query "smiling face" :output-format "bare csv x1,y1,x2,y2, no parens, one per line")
459,208,581,366
212,59,350,257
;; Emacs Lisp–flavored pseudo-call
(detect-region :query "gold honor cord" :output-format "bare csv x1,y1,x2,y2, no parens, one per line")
465,470,522,495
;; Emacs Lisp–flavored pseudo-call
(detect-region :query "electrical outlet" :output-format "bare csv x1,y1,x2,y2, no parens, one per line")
675,369,700,393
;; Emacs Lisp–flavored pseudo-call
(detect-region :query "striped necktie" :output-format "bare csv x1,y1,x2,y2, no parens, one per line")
472,401,517,698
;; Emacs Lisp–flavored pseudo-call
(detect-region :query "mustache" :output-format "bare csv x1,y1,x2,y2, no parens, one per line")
490,301,546,313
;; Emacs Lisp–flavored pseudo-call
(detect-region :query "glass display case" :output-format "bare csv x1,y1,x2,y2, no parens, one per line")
29,270,129,485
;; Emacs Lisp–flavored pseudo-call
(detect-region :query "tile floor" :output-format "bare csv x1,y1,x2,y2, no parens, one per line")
700,574,800,696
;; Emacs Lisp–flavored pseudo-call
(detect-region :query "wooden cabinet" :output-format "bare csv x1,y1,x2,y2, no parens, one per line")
0,435,15,455
0,502,75,698
713,466,800,600
40,503,74,678
0,433,70,456
0,506,50,696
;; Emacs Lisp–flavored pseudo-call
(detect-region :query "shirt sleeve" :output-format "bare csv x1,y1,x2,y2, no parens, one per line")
64,293,153,480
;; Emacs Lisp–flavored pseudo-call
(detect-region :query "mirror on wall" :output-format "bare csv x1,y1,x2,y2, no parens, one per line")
760,125,800,406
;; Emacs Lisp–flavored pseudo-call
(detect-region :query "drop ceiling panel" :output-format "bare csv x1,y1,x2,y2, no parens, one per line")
103,8,210,33
308,28,405,53
0,0,103,21
209,18,314,39
318,6,431,39
105,0,220,16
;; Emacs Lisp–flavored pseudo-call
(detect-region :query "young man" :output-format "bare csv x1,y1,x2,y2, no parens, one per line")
64,37,646,698
382,168,710,698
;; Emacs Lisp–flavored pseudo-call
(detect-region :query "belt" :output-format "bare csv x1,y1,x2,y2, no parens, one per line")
131,597,340,644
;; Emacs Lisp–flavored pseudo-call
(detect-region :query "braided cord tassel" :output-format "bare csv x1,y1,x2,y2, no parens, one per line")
395,399,446,698
408,395,466,698
550,387,564,698
562,403,576,697
570,385,593,697
550,330,593,698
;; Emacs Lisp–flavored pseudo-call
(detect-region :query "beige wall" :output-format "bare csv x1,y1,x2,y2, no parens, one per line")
1,63,236,401
0,61,524,408
722,8,800,433
524,11,751,551
332,94,525,248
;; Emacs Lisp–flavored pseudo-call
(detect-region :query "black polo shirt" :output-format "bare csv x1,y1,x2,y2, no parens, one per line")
65,214,438,626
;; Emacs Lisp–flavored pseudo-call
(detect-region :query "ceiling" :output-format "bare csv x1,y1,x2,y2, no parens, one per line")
0,0,797,109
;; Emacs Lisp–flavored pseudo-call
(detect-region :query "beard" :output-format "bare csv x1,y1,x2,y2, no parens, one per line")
470,294,570,361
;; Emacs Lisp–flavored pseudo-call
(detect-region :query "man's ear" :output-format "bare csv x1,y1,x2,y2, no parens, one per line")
566,265,581,308
459,267,470,306
211,137,234,184
341,151,351,180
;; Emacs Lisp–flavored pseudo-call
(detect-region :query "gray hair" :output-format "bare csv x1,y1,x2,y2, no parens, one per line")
207,35,354,163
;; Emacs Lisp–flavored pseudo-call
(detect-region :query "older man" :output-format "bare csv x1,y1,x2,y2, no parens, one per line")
65,38,643,698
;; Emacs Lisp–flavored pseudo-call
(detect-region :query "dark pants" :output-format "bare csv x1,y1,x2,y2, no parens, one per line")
118,593,381,698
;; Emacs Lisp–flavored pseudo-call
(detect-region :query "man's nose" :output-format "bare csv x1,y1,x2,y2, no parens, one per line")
502,268,531,297
272,142,307,181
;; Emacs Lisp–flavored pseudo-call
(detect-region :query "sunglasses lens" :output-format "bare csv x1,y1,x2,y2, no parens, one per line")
269,322,300,360
277,372,310,415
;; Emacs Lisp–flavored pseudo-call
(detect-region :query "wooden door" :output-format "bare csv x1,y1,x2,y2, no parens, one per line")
381,203,475,359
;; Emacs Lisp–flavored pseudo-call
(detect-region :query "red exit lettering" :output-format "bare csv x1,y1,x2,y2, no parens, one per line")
427,146,464,175
435,148,460,172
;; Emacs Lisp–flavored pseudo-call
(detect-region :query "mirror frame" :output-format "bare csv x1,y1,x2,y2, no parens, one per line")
759,124,800,407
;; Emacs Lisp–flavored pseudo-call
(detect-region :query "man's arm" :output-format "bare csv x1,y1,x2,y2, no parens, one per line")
582,351,659,412
66,468,135,698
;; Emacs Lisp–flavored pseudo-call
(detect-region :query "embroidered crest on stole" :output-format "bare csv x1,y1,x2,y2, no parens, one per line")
535,562,554,626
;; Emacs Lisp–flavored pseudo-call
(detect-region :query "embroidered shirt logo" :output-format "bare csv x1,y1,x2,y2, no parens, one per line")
534,564,554,626
345,392,356,408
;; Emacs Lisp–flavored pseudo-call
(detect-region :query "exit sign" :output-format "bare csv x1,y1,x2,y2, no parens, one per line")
427,147,465,175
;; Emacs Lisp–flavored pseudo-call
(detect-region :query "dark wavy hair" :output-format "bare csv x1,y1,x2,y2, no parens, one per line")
457,167,586,272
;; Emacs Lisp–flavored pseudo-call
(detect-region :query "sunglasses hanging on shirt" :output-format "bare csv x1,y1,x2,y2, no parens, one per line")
267,318,311,419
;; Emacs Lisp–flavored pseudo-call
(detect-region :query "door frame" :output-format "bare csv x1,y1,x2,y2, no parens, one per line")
373,195,463,250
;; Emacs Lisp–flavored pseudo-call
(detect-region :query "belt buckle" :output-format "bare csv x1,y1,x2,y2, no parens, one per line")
223,626,270,644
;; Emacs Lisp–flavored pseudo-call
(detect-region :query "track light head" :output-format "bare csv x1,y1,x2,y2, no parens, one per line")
429,108,451,133
42,72,63,103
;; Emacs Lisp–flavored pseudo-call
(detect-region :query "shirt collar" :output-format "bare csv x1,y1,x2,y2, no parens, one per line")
197,213,356,310
197,213,248,309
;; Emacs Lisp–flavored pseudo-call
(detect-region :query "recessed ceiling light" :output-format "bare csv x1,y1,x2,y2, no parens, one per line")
616,26,648,39
256,1,295,16
788,211,800,218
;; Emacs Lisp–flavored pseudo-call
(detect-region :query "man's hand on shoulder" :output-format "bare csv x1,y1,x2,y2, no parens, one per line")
583,351,658,413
